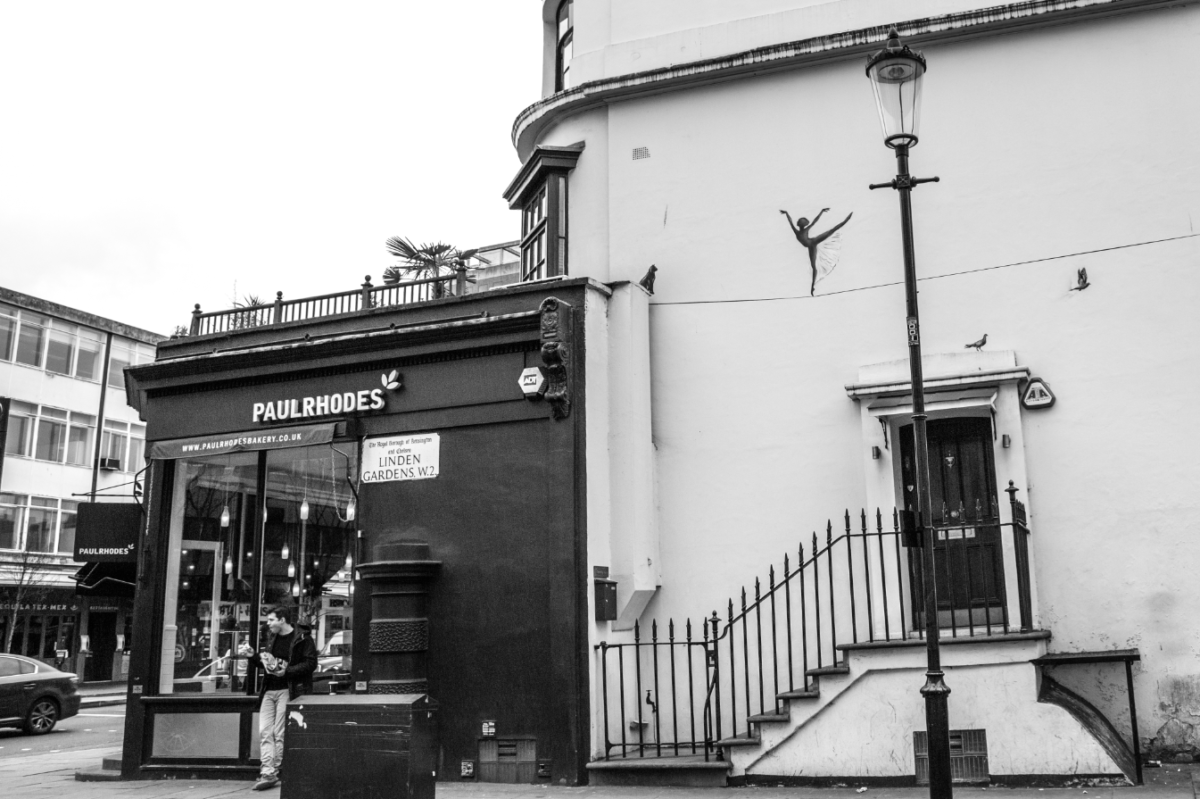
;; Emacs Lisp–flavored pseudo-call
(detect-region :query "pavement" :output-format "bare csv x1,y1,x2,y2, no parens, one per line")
32,687,1200,799
8,749,1192,799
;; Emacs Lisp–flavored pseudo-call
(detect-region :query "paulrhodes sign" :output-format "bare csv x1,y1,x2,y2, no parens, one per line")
251,369,402,423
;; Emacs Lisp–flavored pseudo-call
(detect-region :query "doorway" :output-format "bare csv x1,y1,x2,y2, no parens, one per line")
899,417,1006,631
86,612,118,681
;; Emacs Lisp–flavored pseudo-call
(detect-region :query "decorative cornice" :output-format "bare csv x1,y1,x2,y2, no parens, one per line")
512,0,1194,159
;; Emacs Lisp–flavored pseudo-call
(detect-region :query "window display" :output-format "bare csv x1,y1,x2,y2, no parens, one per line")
158,443,356,695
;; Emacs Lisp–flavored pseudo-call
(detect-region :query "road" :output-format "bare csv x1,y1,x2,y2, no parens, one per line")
0,708,124,758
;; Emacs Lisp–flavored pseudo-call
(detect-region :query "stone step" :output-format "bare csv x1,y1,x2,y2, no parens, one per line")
778,687,820,700
715,731,761,747
806,664,850,678
587,755,729,787
747,710,789,724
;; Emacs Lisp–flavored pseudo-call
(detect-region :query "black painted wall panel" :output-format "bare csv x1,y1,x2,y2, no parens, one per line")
360,419,580,783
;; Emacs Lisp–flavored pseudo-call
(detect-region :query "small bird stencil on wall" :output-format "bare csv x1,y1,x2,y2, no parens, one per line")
780,208,853,296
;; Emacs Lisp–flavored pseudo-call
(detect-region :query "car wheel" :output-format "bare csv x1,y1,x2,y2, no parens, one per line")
24,698,59,735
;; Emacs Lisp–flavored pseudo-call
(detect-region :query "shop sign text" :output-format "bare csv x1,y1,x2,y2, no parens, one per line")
251,370,402,423
361,433,440,483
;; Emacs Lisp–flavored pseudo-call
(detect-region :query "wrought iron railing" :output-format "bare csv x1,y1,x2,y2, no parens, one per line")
188,270,473,336
594,483,1033,761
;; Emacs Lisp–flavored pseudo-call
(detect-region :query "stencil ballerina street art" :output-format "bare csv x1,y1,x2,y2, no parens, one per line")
780,208,852,295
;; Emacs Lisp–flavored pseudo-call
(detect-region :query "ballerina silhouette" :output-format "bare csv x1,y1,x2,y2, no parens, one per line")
780,208,853,295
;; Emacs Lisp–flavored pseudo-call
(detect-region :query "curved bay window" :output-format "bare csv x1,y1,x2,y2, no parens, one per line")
555,0,573,92
158,443,357,697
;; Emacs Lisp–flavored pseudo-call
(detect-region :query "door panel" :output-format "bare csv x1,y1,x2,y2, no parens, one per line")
900,417,1005,630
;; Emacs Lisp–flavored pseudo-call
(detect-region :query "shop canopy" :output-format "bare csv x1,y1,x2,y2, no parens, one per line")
148,423,336,460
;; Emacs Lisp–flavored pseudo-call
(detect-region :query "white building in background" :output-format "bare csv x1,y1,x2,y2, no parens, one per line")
509,0,1200,784
0,287,163,681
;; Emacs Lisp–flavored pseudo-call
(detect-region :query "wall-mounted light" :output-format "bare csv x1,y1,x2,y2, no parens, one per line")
1001,434,1011,449
871,446,882,460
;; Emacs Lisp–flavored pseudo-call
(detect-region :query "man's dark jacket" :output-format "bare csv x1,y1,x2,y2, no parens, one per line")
250,628,318,702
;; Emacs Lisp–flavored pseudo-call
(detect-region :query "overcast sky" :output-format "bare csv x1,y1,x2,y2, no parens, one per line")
0,3,542,336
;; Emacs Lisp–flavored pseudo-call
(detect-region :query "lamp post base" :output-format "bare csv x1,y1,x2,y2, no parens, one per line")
921,670,954,799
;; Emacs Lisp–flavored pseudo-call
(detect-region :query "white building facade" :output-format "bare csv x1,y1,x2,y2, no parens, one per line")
511,0,1200,785
0,287,162,681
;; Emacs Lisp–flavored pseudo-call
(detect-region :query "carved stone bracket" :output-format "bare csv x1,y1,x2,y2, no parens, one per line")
539,297,572,420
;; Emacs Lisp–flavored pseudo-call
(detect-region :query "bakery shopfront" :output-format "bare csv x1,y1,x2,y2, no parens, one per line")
117,279,628,783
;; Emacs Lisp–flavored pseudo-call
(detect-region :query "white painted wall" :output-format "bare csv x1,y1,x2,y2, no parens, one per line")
540,1,1200,763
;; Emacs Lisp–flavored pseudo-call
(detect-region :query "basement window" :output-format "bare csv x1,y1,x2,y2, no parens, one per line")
914,729,989,784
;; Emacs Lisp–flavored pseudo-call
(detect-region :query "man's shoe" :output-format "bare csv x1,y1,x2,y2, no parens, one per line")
253,775,280,791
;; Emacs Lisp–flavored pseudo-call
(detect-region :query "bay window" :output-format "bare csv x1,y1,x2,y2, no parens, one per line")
503,144,582,283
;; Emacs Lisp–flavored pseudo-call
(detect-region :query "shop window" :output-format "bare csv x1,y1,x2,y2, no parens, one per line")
555,0,574,92
158,444,357,696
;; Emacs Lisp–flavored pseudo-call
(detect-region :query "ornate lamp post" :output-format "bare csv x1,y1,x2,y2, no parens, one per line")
866,28,952,799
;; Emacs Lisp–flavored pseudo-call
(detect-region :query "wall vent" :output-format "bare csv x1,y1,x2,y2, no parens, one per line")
914,729,989,784
478,737,537,783
632,147,651,160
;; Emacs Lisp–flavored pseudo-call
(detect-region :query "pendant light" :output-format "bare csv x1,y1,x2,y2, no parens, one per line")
291,581,299,598
287,561,296,578
220,505,231,528
344,553,353,571
300,499,310,521
281,540,290,560
344,497,356,522
224,552,233,575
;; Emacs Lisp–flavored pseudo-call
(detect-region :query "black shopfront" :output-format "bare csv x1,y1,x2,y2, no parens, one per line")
120,281,593,783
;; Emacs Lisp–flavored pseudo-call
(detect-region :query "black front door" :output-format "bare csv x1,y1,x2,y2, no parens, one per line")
85,612,117,682
900,417,1006,631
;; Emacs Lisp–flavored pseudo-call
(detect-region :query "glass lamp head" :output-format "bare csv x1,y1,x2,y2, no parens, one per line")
866,28,927,148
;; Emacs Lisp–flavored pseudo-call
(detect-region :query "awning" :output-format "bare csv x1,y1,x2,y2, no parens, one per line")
148,423,336,460
866,387,997,417
73,562,138,598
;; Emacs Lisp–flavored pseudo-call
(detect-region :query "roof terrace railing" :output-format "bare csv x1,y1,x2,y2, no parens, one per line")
188,270,471,337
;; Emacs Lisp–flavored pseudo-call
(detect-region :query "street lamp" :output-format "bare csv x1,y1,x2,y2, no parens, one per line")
866,28,952,799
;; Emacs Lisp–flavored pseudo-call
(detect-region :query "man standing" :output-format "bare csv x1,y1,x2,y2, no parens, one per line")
239,606,318,791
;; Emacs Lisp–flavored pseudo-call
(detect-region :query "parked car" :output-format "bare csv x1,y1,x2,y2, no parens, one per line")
313,631,352,694
0,654,81,735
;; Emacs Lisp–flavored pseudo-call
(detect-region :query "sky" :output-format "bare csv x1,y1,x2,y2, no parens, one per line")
0,3,543,336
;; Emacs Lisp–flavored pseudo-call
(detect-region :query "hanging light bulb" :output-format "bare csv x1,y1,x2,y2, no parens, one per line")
287,561,296,578
345,497,356,522
224,553,233,575
300,499,309,521
291,581,299,597
344,553,353,571
281,541,290,560
220,504,231,528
